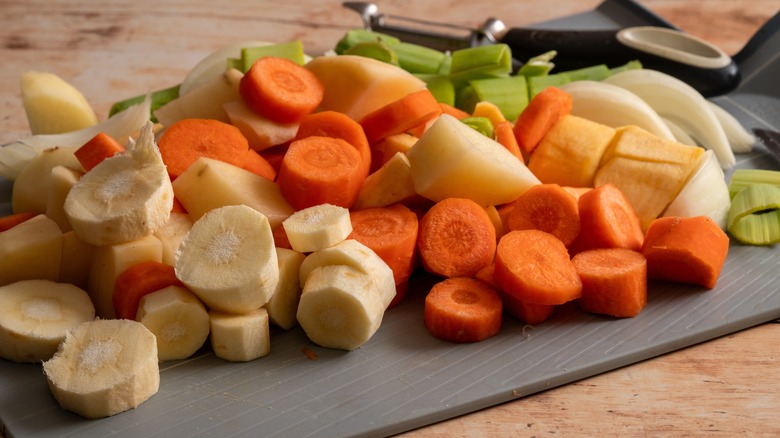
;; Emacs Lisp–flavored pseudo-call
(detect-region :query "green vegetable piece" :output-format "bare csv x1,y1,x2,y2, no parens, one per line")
417,74,455,106
610,60,643,75
517,50,557,77
449,44,513,86
393,42,448,74
728,169,780,199
528,73,571,97
456,85,479,114
108,84,180,123
437,55,452,75
226,57,243,71
460,116,495,138
335,29,400,55
467,76,529,121
727,183,780,245
561,64,611,82
241,40,306,72
344,41,399,65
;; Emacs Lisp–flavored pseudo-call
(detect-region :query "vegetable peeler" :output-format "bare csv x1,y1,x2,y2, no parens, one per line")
343,2,741,97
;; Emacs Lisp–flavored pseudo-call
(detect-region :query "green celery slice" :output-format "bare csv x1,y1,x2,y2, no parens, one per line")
528,73,571,97
467,76,529,121
516,50,557,77
417,74,455,106
108,84,180,123
393,42,448,74
728,169,780,199
448,44,513,85
335,29,400,55
727,183,780,245
344,41,399,65
241,40,306,71
561,64,611,82
460,116,494,138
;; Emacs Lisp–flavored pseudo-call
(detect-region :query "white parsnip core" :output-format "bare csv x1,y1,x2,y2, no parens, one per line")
79,339,122,374
206,230,241,265
21,298,62,322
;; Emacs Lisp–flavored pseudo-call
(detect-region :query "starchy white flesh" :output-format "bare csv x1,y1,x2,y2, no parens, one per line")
64,121,174,246
266,247,306,330
45,165,83,232
0,280,95,363
21,71,98,136
0,214,63,286
282,203,352,253
136,286,210,361
42,319,159,419
153,212,194,267
175,204,279,314
299,239,396,309
208,308,271,362
296,264,386,351
12,146,82,214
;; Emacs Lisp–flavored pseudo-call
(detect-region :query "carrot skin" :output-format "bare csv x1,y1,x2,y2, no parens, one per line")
113,261,186,320
573,183,644,253
359,89,442,145
513,86,572,155
74,132,126,172
572,247,647,317
505,183,581,248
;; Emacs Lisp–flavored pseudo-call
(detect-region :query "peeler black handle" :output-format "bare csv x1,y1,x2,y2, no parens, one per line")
500,26,740,97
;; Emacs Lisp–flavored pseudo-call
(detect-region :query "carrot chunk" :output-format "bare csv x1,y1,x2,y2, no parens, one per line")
505,183,581,248
348,204,419,307
277,135,365,210
242,148,277,181
494,229,582,305
113,261,185,320
239,56,324,124
572,183,644,253
572,248,648,317
417,197,497,278
641,216,729,289
74,132,126,172
359,89,442,145
513,86,572,155
494,120,524,162
0,212,38,233
294,110,371,178
158,118,250,179
475,262,555,324
424,277,503,343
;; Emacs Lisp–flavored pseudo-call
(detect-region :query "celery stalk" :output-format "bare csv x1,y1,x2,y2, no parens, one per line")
448,44,513,86
728,169,780,198
241,40,306,71
467,76,529,121
417,74,455,106
561,64,611,82
727,183,780,245
344,41,399,65
335,29,400,55
393,42,448,74
108,84,179,123
460,116,495,138
610,60,643,75
528,73,571,97
516,50,557,77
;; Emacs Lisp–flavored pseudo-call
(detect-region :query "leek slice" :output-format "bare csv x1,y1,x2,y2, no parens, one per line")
727,183,780,245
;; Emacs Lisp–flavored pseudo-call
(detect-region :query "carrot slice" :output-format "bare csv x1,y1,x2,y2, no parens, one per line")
242,148,277,181
272,223,292,249
348,204,419,307
513,86,572,155
494,229,582,305
74,132,126,171
277,135,365,210
417,197,497,278
359,89,442,145
572,247,647,317
158,118,250,179
641,216,729,289
239,56,324,124
494,120,524,162
424,277,503,343
294,110,371,178
505,183,581,247
0,212,38,233
113,260,185,320
439,102,470,120
572,183,644,253
475,262,555,324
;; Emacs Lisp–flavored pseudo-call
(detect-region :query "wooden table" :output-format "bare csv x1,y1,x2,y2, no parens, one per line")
1,1,778,436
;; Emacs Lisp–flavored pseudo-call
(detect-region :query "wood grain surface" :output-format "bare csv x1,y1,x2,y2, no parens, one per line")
1,1,779,437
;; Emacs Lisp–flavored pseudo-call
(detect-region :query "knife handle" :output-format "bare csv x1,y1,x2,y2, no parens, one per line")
500,27,740,97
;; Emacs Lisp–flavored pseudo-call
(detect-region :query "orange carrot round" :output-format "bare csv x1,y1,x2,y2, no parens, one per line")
74,132,126,172
239,56,324,124
359,89,442,145
294,110,371,178
348,204,419,306
417,197,497,278
242,148,277,181
572,247,647,317
641,216,729,289
113,260,186,321
494,229,582,305
505,183,581,248
424,277,503,343
474,261,555,324
513,86,572,155
277,135,365,210
0,212,38,233
158,118,249,179
573,183,644,253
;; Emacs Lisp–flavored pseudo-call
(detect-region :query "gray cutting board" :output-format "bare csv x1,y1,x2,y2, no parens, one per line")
1,1,779,437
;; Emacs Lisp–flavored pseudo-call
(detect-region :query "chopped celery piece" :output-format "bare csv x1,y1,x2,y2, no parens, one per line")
335,29,400,55
610,60,643,75
437,55,452,75
344,41,399,65
728,169,780,198
460,116,494,138
727,183,780,245
455,85,479,114
561,64,611,82
108,84,180,123
449,44,513,85
467,76,529,121
417,74,455,106
528,73,571,97
226,57,243,71
393,42,448,74
241,40,306,71
517,50,557,77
